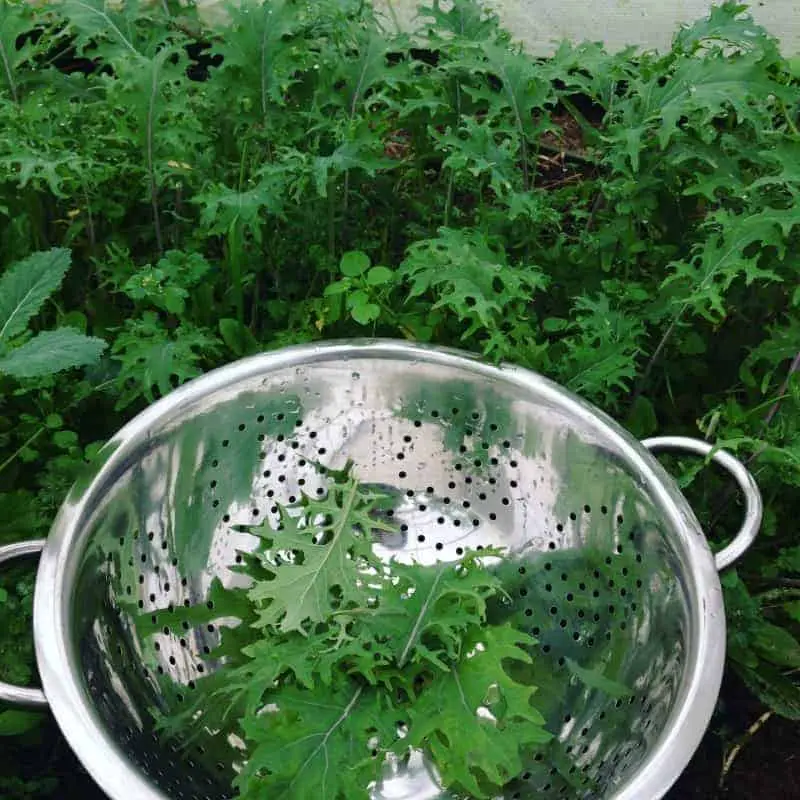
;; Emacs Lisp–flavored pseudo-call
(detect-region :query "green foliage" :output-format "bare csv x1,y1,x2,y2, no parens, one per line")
399,227,549,349
404,623,549,796
0,249,106,377
324,250,395,325
235,680,398,800
244,469,395,633
0,567,36,687
121,250,212,315
111,312,221,408
0,249,71,340
0,328,106,379
176,466,549,799
0,0,799,793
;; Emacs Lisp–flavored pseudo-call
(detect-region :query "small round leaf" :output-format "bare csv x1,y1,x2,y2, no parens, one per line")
340,251,371,277
366,266,393,286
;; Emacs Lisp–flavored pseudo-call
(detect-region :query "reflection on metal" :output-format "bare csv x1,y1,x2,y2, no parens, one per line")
12,340,760,800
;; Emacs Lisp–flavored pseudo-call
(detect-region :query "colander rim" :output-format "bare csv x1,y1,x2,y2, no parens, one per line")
33,338,726,800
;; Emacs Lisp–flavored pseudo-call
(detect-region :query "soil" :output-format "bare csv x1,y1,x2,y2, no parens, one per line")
667,671,800,800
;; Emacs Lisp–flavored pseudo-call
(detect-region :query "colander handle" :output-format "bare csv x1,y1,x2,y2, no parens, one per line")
0,539,49,709
642,436,763,571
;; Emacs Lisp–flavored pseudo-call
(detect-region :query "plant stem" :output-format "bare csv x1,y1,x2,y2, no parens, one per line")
762,351,800,427
584,191,606,234
758,586,800,602
719,711,773,788
173,182,182,250
259,9,270,120
250,274,260,331
495,63,529,191
82,182,96,252
0,427,46,477
327,176,336,259
342,37,377,216
442,76,463,228
707,352,799,528
226,142,250,324
0,39,18,104
237,139,249,194
779,98,800,138
227,220,245,324
443,169,455,228
147,59,164,254
629,314,681,409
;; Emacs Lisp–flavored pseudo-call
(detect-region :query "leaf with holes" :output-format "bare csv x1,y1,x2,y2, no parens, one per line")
356,552,506,672
0,6,24,98
166,463,549,799
434,116,517,197
673,1,780,60
469,42,555,190
399,227,548,341
420,0,503,43
111,312,223,408
213,617,401,724
217,0,301,120
235,679,400,800
322,24,391,118
664,207,798,322
644,55,787,150
195,168,290,240
212,634,331,720
557,294,646,408
400,623,550,798
246,470,396,633
64,0,156,64
312,124,396,197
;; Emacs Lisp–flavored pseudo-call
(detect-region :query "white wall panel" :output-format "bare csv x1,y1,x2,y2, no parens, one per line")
374,0,800,55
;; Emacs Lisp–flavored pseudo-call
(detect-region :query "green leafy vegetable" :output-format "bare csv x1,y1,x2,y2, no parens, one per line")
0,249,106,379
245,472,394,633
405,624,549,797
0,328,106,378
1,0,800,793
169,466,550,799
234,681,399,800
0,249,71,341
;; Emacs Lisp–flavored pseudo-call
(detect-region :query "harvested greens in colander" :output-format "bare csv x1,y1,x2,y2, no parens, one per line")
14,343,755,800
153,462,639,799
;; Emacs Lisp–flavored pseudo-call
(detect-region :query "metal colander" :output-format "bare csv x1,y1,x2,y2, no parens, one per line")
0,340,762,800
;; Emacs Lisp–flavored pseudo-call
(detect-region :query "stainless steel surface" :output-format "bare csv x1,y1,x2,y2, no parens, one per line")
0,539,48,708
643,437,763,571
24,340,760,800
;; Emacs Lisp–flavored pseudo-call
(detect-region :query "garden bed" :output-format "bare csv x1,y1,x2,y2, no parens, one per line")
1,0,799,797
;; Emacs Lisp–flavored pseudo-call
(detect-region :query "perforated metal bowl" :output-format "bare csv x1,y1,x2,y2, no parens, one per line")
0,340,761,800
